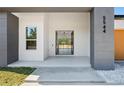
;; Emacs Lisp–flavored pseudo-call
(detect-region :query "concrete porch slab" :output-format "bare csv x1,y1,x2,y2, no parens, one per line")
8,56,90,67
23,67,106,85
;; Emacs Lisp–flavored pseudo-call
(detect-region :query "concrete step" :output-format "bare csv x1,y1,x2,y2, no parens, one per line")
24,67,106,84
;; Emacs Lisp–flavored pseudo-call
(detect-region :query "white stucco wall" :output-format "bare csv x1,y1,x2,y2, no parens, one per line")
13,13,44,61
43,14,49,59
13,12,90,61
48,13,90,56
114,20,124,29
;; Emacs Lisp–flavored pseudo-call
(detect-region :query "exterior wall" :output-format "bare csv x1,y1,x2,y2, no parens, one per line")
0,13,18,66
43,14,49,60
114,29,124,60
48,13,90,56
114,20,124,29
7,13,19,64
13,13,44,61
0,13,7,66
91,7,115,70
114,19,124,60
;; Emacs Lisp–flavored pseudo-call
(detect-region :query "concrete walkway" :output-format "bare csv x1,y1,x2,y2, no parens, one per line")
22,67,106,86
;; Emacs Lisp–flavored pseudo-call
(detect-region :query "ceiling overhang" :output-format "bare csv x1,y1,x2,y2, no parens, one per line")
0,7,92,12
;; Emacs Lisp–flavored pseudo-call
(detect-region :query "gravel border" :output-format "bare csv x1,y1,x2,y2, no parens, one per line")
97,64,124,84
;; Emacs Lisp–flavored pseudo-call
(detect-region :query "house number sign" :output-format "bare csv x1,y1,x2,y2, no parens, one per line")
103,16,106,33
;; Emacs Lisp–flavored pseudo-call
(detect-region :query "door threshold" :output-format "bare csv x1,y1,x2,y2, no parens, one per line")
55,55,74,56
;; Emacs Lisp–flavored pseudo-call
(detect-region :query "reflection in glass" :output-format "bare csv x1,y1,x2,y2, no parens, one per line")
26,27,37,39
26,41,36,49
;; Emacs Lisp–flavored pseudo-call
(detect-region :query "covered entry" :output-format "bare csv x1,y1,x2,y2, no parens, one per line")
0,7,115,70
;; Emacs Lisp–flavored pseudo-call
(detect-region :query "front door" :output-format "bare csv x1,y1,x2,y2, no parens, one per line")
56,30,74,55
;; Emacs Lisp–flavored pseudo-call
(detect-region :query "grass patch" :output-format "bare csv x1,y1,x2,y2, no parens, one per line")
0,67,35,86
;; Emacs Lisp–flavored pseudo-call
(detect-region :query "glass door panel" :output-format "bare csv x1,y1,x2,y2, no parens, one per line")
56,30,74,55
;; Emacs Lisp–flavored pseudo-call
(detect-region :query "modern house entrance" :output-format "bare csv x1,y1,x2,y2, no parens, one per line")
5,11,91,67
0,7,115,70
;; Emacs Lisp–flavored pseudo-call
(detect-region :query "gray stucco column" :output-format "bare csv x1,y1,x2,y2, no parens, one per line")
90,7,115,70
0,12,18,67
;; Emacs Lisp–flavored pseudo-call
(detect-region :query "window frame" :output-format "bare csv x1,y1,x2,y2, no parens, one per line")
26,26,37,50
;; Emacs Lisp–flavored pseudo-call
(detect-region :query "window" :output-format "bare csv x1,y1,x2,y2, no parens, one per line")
26,27,37,49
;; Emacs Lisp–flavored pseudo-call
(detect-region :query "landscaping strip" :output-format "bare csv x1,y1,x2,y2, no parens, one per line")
0,67,35,86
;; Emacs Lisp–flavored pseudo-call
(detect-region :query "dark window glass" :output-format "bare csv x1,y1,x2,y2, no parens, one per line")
26,40,36,49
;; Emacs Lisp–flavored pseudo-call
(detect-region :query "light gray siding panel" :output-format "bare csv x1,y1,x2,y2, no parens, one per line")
90,7,115,70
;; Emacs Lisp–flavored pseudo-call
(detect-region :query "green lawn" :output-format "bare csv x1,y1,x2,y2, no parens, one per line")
0,67,35,86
